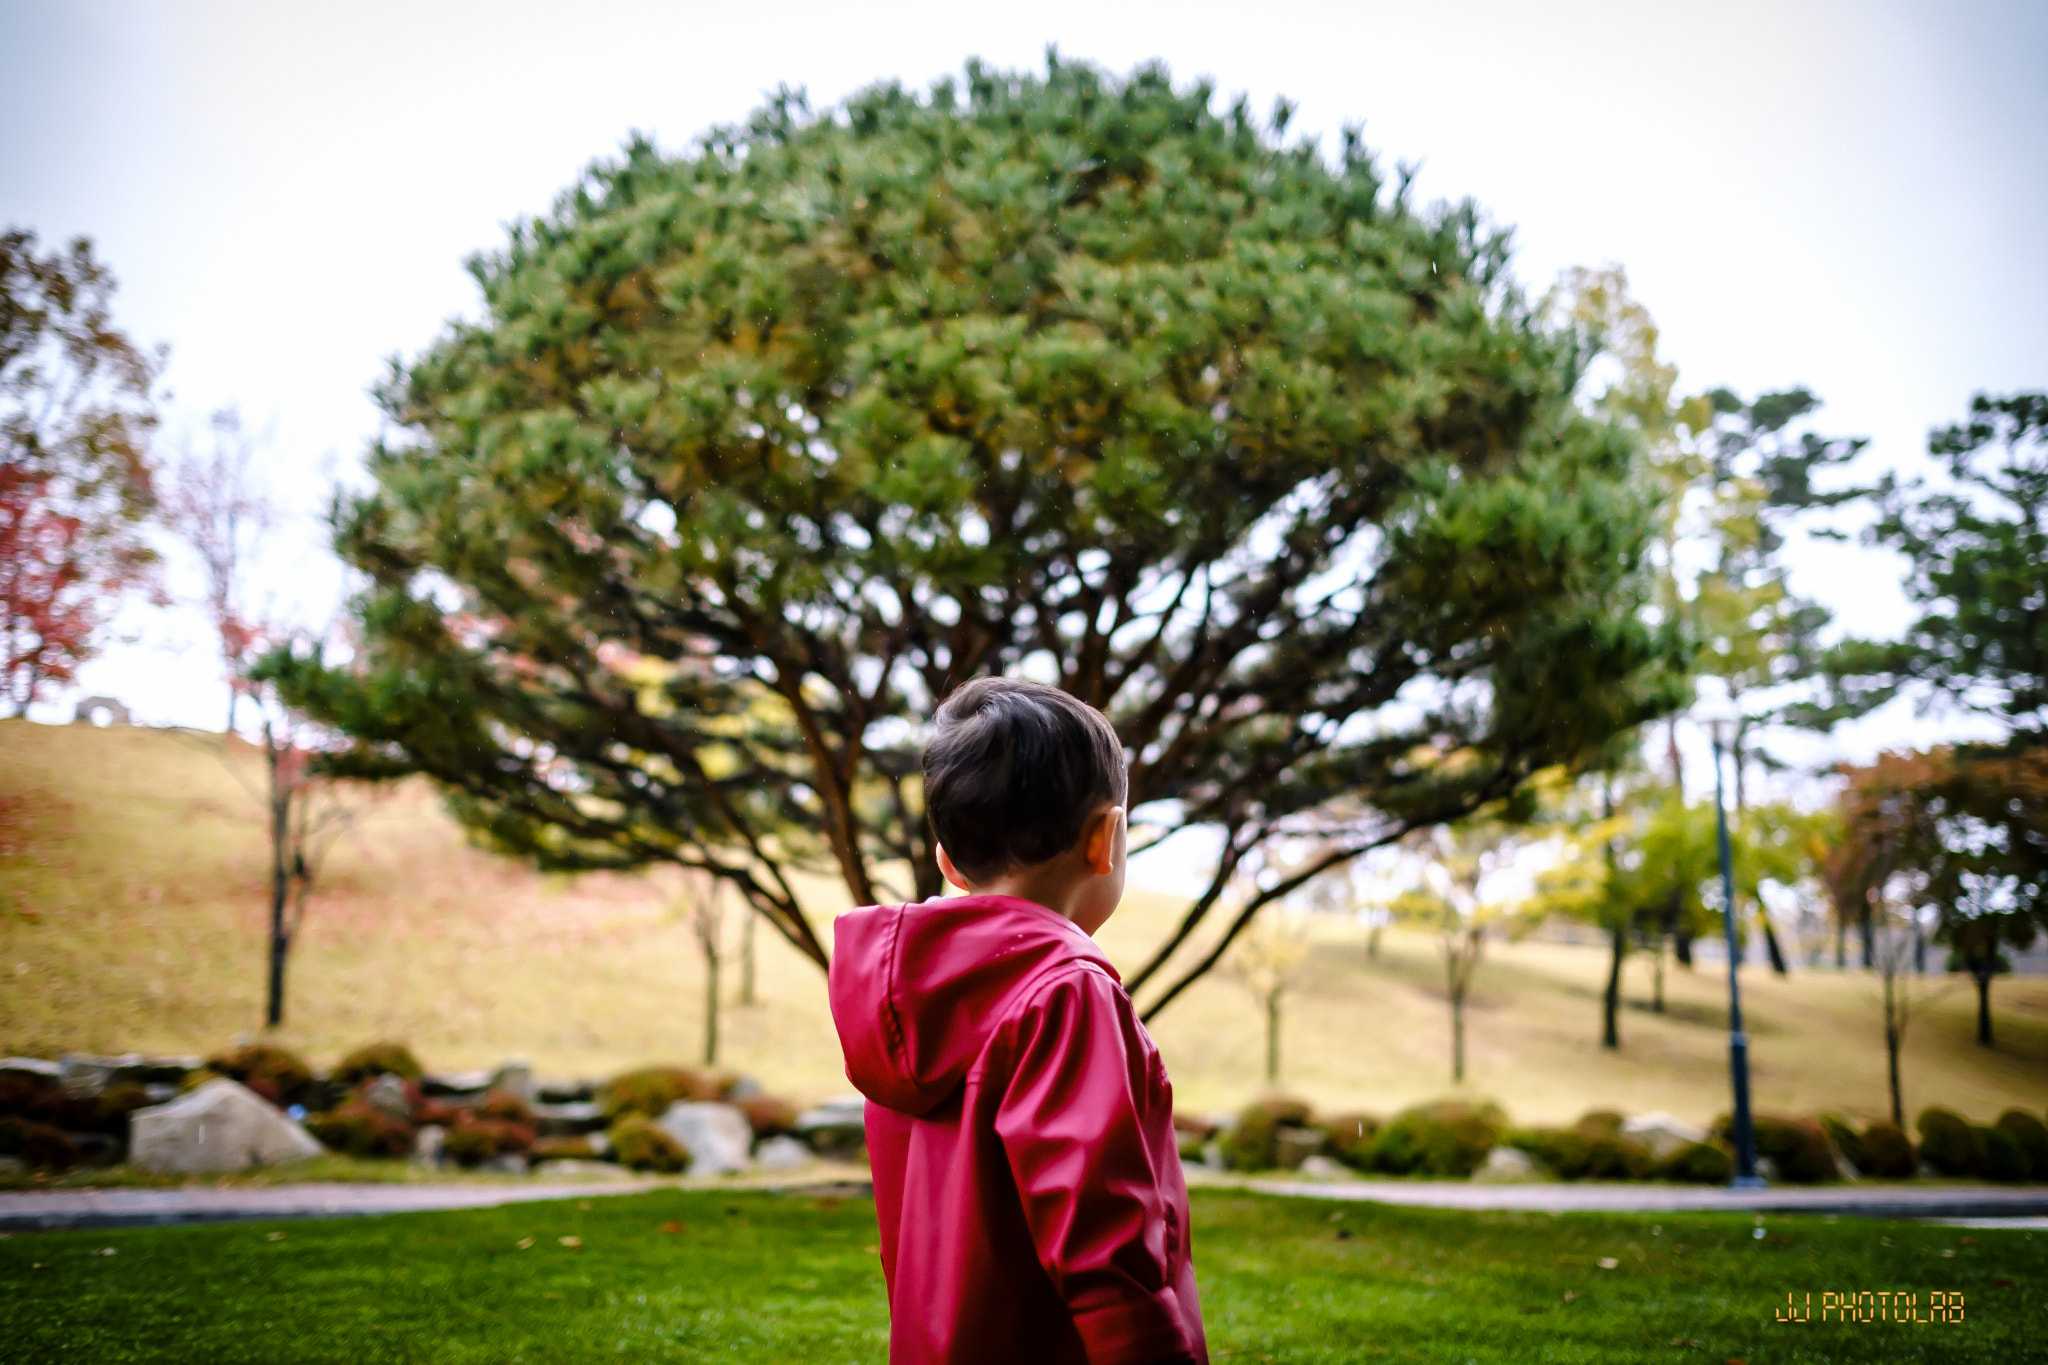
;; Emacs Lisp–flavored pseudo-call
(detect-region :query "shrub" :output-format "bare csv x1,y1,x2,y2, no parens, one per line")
531,1135,596,1162
1575,1110,1626,1137
1512,1125,1649,1180
1660,1141,1734,1184
1369,1102,1501,1177
414,1096,465,1127
1752,1116,1839,1184
1994,1111,2048,1181
442,1115,536,1166
608,1114,688,1172
0,1115,79,1170
1978,1125,2028,1183
1819,1115,1866,1172
1321,1113,1380,1170
738,1095,801,1137
204,1043,316,1108
0,1073,69,1126
1219,1097,1316,1172
308,1101,416,1158
1579,1132,1654,1180
1514,1128,1590,1179
1857,1121,1917,1178
1916,1107,1984,1176
597,1066,709,1120
475,1088,535,1125
331,1042,425,1087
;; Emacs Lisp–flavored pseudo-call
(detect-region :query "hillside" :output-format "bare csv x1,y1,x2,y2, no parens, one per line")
4,718,2045,1127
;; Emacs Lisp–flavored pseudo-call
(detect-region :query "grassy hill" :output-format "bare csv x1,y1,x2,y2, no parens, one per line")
4,719,2045,1127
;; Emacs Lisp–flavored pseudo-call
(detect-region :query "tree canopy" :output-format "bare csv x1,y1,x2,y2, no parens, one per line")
269,61,1687,1013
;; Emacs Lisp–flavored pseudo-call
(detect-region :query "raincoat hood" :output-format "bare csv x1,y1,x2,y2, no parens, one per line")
830,894,1119,1117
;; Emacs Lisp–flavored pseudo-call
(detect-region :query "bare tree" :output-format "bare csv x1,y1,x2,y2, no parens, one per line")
1396,825,1516,1085
251,696,357,1027
161,407,270,731
1222,909,1310,1084
681,873,726,1067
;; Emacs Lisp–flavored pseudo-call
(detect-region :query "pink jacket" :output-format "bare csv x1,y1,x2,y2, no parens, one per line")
830,894,1206,1365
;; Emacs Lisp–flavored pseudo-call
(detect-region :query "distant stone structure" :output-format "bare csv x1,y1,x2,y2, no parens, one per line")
71,696,131,727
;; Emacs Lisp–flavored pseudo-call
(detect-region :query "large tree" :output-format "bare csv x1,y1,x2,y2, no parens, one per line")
269,62,1685,1014
1,229,161,713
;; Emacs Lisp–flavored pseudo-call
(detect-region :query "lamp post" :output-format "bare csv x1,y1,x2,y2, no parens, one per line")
1708,717,1765,1189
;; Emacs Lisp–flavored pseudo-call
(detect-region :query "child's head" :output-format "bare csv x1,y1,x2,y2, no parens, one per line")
922,677,1128,925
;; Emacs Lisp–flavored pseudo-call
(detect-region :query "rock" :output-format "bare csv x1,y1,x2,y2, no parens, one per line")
1295,1154,1352,1181
412,1124,446,1168
487,1059,536,1105
362,1075,412,1121
586,1130,611,1158
536,1080,597,1104
1756,1156,1781,1182
421,1070,492,1098
1621,1112,1708,1161
58,1052,200,1098
656,1102,754,1175
0,1155,25,1176
754,1135,813,1173
481,1153,529,1175
1471,1146,1543,1183
1274,1125,1326,1171
726,1075,763,1101
0,1057,61,1082
129,1079,323,1174
793,1095,867,1160
531,1100,608,1137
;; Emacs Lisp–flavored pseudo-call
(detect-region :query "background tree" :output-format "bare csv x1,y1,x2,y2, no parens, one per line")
1,229,161,714
266,62,1687,1014
680,872,728,1066
162,407,272,731
1221,904,1309,1084
1392,822,1521,1084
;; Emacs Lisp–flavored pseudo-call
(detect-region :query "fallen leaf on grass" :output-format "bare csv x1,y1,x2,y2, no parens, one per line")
514,1237,534,1250
1940,1249,1956,1258
1995,1276,2015,1287
559,1235,583,1248
266,1232,286,1242
1597,1257,1619,1270
659,1221,685,1234
1562,1290,1575,1302
1961,1236,1976,1245
93,1248,115,1257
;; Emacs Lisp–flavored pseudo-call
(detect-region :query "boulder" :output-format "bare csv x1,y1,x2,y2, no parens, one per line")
0,1057,61,1083
129,1079,323,1174
531,1100,608,1137
656,1102,754,1175
421,1070,493,1098
361,1075,412,1121
754,1135,813,1173
412,1124,447,1168
1621,1112,1708,1161
1294,1154,1351,1181
487,1059,536,1105
58,1052,200,1098
793,1095,867,1160
1471,1146,1543,1183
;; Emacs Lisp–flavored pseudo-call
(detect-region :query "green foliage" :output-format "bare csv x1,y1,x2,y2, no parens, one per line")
1751,1116,1839,1184
1514,1111,1653,1180
530,1136,597,1163
1321,1112,1380,1170
1856,1121,1918,1178
265,59,1689,1011
331,1042,425,1086
1916,1106,1985,1176
1995,1110,2048,1180
307,1101,415,1159
1220,1096,1315,1172
1658,1141,1734,1184
1977,1124,2029,1183
1368,1101,1503,1177
1819,1114,1864,1172
475,1088,535,1125
606,1114,687,1173
202,1043,316,1108
596,1066,709,1120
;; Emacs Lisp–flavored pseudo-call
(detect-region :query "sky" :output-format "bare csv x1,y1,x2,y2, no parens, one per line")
4,0,2044,826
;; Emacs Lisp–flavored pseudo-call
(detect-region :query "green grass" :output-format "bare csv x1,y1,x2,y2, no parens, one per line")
1,1188,2040,1363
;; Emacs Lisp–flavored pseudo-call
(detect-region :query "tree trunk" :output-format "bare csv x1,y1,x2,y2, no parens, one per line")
1762,913,1788,976
1674,927,1694,967
1602,924,1625,1049
1835,922,1846,970
702,934,721,1067
1367,923,1381,960
1651,936,1666,1013
265,730,290,1029
740,905,756,1006
1451,987,1465,1084
1913,927,1926,975
1859,912,1876,971
1265,988,1281,1083
1974,969,1994,1047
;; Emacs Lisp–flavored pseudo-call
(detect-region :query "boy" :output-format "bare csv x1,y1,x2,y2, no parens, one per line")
830,677,1207,1365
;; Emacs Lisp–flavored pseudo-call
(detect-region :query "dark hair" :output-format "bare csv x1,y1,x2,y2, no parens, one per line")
922,677,1128,882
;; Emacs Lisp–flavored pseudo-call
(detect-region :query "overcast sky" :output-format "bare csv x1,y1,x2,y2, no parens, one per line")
5,0,2043,789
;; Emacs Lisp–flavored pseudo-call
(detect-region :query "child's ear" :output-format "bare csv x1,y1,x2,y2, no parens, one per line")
1085,805,1124,876
936,844,973,893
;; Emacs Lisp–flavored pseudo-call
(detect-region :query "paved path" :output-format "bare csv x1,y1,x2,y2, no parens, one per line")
1225,1174,2048,1222
7,1173,2046,1231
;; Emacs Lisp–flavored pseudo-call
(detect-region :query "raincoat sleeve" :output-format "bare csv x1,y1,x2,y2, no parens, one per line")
993,964,1198,1365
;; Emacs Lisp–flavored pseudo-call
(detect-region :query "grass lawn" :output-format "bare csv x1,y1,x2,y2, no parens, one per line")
0,1188,2039,1363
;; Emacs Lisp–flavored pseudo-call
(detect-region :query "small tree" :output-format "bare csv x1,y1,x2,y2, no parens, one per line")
1,229,161,713
1222,904,1310,1084
681,872,727,1067
161,407,272,731
1394,823,1518,1084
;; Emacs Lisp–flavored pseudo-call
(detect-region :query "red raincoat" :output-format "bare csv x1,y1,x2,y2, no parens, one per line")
830,894,1207,1365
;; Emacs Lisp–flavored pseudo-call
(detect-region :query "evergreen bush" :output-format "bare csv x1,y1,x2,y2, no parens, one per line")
1856,1121,1918,1178
203,1043,316,1108
1819,1114,1865,1172
1978,1124,2028,1183
1994,1110,2048,1180
1321,1113,1380,1171
1916,1107,1984,1176
308,1101,416,1158
608,1114,688,1173
1659,1141,1734,1184
331,1042,425,1087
